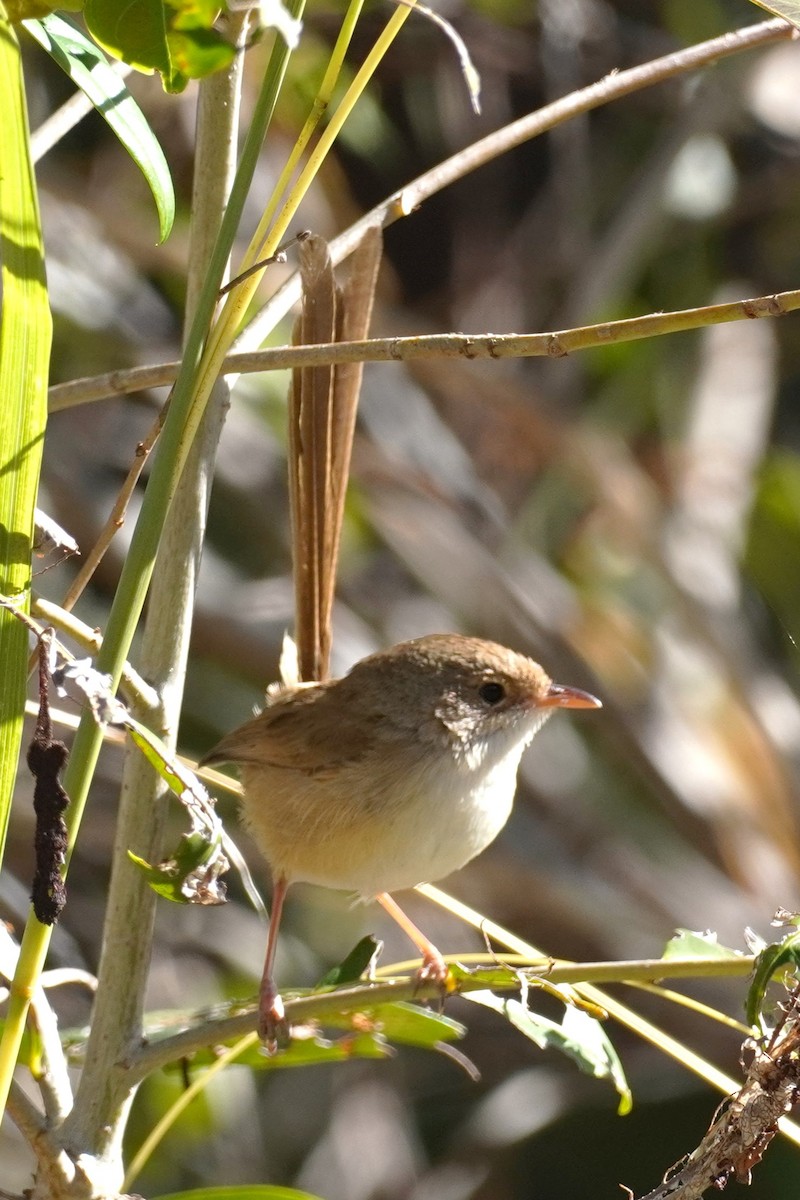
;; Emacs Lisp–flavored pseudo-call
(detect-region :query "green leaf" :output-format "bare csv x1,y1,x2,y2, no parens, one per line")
154,1187,326,1200
159,1027,392,1072
166,23,235,87
662,929,742,961
746,930,800,1029
464,991,632,1114
748,1,800,31
316,936,383,988
128,831,225,904
23,12,175,240
323,1000,466,1048
126,716,198,801
7,0,80,17
83,0,235,92
0,8,51,867
744,451,800,661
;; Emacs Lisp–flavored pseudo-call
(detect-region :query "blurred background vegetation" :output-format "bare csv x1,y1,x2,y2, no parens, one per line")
6,0,800,1195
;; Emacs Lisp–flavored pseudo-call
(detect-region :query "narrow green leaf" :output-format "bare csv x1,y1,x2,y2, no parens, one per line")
159,1028,391,1072
23,12,175,240
316,935,382,987
0,5,52,1121
126,717,197,800
464,991,632,1114
746,930,800,1029
323,1000,466,1048
0,4,51,866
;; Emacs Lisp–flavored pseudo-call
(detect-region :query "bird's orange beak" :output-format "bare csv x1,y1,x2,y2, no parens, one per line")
540,683,602,710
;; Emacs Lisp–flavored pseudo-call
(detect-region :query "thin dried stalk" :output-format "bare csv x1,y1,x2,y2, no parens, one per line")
289,227,382,681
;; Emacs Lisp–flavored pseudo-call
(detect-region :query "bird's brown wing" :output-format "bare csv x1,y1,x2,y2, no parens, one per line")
199,682,388,778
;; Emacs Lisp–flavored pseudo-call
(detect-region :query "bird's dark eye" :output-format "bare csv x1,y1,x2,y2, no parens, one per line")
478,681,506,706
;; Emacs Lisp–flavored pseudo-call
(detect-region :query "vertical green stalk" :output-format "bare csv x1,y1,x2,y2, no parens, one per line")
60,14,251,1169
0,4,304,1125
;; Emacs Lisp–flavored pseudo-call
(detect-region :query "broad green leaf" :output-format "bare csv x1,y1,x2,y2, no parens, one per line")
662,929,741,961
166,24,235,86
84,0,169,74
464,990,632,1114
23,12,175,240
0,6,51,866
83,0,235,92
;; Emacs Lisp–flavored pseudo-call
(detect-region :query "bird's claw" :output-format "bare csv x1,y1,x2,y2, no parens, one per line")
415,951,452,993
258,986,290,1051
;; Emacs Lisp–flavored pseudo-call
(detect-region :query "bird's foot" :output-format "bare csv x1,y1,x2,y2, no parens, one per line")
258,983,289,1051
414,947,453,1000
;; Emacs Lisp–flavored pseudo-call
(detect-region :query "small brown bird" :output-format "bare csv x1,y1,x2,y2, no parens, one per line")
201,633,601,1042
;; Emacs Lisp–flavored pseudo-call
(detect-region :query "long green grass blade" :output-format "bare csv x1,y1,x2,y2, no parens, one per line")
0,4,51,864
0,0,52,1118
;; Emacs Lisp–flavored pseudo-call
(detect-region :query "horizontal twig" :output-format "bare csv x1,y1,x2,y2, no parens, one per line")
48,287,800,410
126,952,753,1083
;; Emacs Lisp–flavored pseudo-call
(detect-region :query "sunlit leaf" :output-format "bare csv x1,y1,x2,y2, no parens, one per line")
662,929,741,961
0,8,51,866
748,1,800,30
128,831,226,905
23,12,174,239
464,990,631,1114
83,0,235,92
323,1000,466,1048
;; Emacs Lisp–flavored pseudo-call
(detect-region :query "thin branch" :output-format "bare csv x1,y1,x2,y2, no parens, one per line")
47,19,796,415
415,885,766,1131
235,16,795,352
48,286,800,410
32,598,159,711
126,953,753,1084
59,403,167,612
6,1080,47,1146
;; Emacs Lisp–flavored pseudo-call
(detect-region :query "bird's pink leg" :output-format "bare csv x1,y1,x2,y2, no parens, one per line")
259,874,290,1047
376,891,450,986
